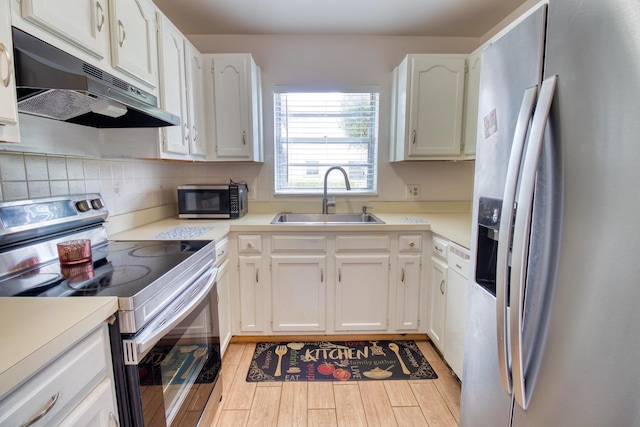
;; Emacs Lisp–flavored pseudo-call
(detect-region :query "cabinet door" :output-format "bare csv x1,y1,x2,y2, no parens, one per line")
212,54,262,160
58,378,118,427
186,42,207,158
445,268,468,378
463,48,482,158
217,259,231,356
407,56,466,158
395,253,422,331
238,255,265,332
271,255,326,332
0,0,19,142
19,0,109,60
428,256,448,351
334,254,390,331
157,14,188,156
109,0,158,89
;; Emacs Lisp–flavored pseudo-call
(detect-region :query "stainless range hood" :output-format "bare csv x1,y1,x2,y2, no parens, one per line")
12,28,180,128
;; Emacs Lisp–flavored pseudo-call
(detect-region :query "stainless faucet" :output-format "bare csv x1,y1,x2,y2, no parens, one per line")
322,166,351,214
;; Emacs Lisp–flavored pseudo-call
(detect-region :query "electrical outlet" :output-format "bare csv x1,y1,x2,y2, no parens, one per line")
406,184,420,199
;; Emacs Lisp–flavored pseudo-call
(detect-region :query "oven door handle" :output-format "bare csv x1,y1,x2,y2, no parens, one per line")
122,267,218,365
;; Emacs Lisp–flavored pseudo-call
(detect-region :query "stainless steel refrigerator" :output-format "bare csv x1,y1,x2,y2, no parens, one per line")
461,0,640,426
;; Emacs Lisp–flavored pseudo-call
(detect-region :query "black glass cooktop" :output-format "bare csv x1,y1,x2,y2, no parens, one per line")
0,240,211,298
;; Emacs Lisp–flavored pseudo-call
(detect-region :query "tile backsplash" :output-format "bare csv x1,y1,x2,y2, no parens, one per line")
0,152,260,217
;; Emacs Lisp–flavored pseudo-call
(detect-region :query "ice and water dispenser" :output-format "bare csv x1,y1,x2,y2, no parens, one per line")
475,197,505,296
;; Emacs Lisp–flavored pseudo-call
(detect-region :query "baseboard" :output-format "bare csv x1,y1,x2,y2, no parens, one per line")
229,333,430,343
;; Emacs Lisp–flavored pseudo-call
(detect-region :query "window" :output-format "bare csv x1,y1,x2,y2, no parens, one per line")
274,89,379,194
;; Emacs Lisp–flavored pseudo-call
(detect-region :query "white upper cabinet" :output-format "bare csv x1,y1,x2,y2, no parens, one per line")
390,54,467,161
208,53,264,162
11,0,159,92
0,0,20,143
108,0,158,89
156,13,189,157
17,0,110,60
185,41,207,158
463,47,482,158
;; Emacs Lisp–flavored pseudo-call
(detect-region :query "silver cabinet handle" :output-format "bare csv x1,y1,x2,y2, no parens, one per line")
118,20,126,47
496,85,538,398
439,279,445,295
242,130,246,145
401,268,405,283
510,75,557,411
320,268,324,283
192,125,198,142
0,42,12,88
411,129,416,145
96,1,105,32
255,268,259,283
19,392,60,427
338,268,342,283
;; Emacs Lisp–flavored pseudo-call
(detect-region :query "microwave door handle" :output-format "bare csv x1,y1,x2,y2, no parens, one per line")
510,75,557,410
496,85,538,396
123,268,217,364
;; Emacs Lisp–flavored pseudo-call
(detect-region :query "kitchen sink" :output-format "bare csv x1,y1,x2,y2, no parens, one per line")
271,213,385,225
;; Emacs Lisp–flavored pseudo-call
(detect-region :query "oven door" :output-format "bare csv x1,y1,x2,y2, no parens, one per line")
121,268,221,427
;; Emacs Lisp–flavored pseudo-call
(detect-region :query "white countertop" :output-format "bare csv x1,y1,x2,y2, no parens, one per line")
109,212,473,249
0,297,118,397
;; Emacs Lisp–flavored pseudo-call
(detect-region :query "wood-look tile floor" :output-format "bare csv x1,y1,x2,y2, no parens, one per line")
209,340,461,427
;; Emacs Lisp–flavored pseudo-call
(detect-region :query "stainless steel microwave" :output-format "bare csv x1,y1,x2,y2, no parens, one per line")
177,183,248,219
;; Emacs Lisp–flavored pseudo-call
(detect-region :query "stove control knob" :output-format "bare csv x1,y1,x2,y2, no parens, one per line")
76,200,91,212
91,198,105,210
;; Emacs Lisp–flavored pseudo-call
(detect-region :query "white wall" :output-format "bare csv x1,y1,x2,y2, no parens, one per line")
190,34,478,203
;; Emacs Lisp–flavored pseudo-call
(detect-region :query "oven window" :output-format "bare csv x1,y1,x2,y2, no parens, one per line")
138,297,221,426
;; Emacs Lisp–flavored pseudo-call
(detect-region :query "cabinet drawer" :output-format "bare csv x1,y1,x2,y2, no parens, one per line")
432,235,449,259
399,234,423,251
448,242,470,279
272,235,326,252
335,234,390,251
238,235,262,253
0,325,111,426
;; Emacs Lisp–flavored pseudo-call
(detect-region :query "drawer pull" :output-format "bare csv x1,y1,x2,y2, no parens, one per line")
434,245,443,253
409,242,415,247
440,279,445,295
256,268,259,283
19,392,60,427
247,242,254,249
321,268,324,283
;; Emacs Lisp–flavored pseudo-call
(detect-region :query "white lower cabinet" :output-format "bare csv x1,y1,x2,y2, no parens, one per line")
58,378,118,427
238,254,265,333
217,257,232,356
0,324,118,426
271,254,327,331
444,242,470,378
232,231,428,336
334,254,390,331
428,255,448,352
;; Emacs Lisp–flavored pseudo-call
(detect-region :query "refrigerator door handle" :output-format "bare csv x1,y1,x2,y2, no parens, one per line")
496,85,539,396
510,75,558,410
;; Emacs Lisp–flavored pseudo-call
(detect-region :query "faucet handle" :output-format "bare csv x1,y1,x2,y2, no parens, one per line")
362,205,372,214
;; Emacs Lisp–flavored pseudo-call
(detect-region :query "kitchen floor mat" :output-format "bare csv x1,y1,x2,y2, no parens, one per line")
246,340,437,382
